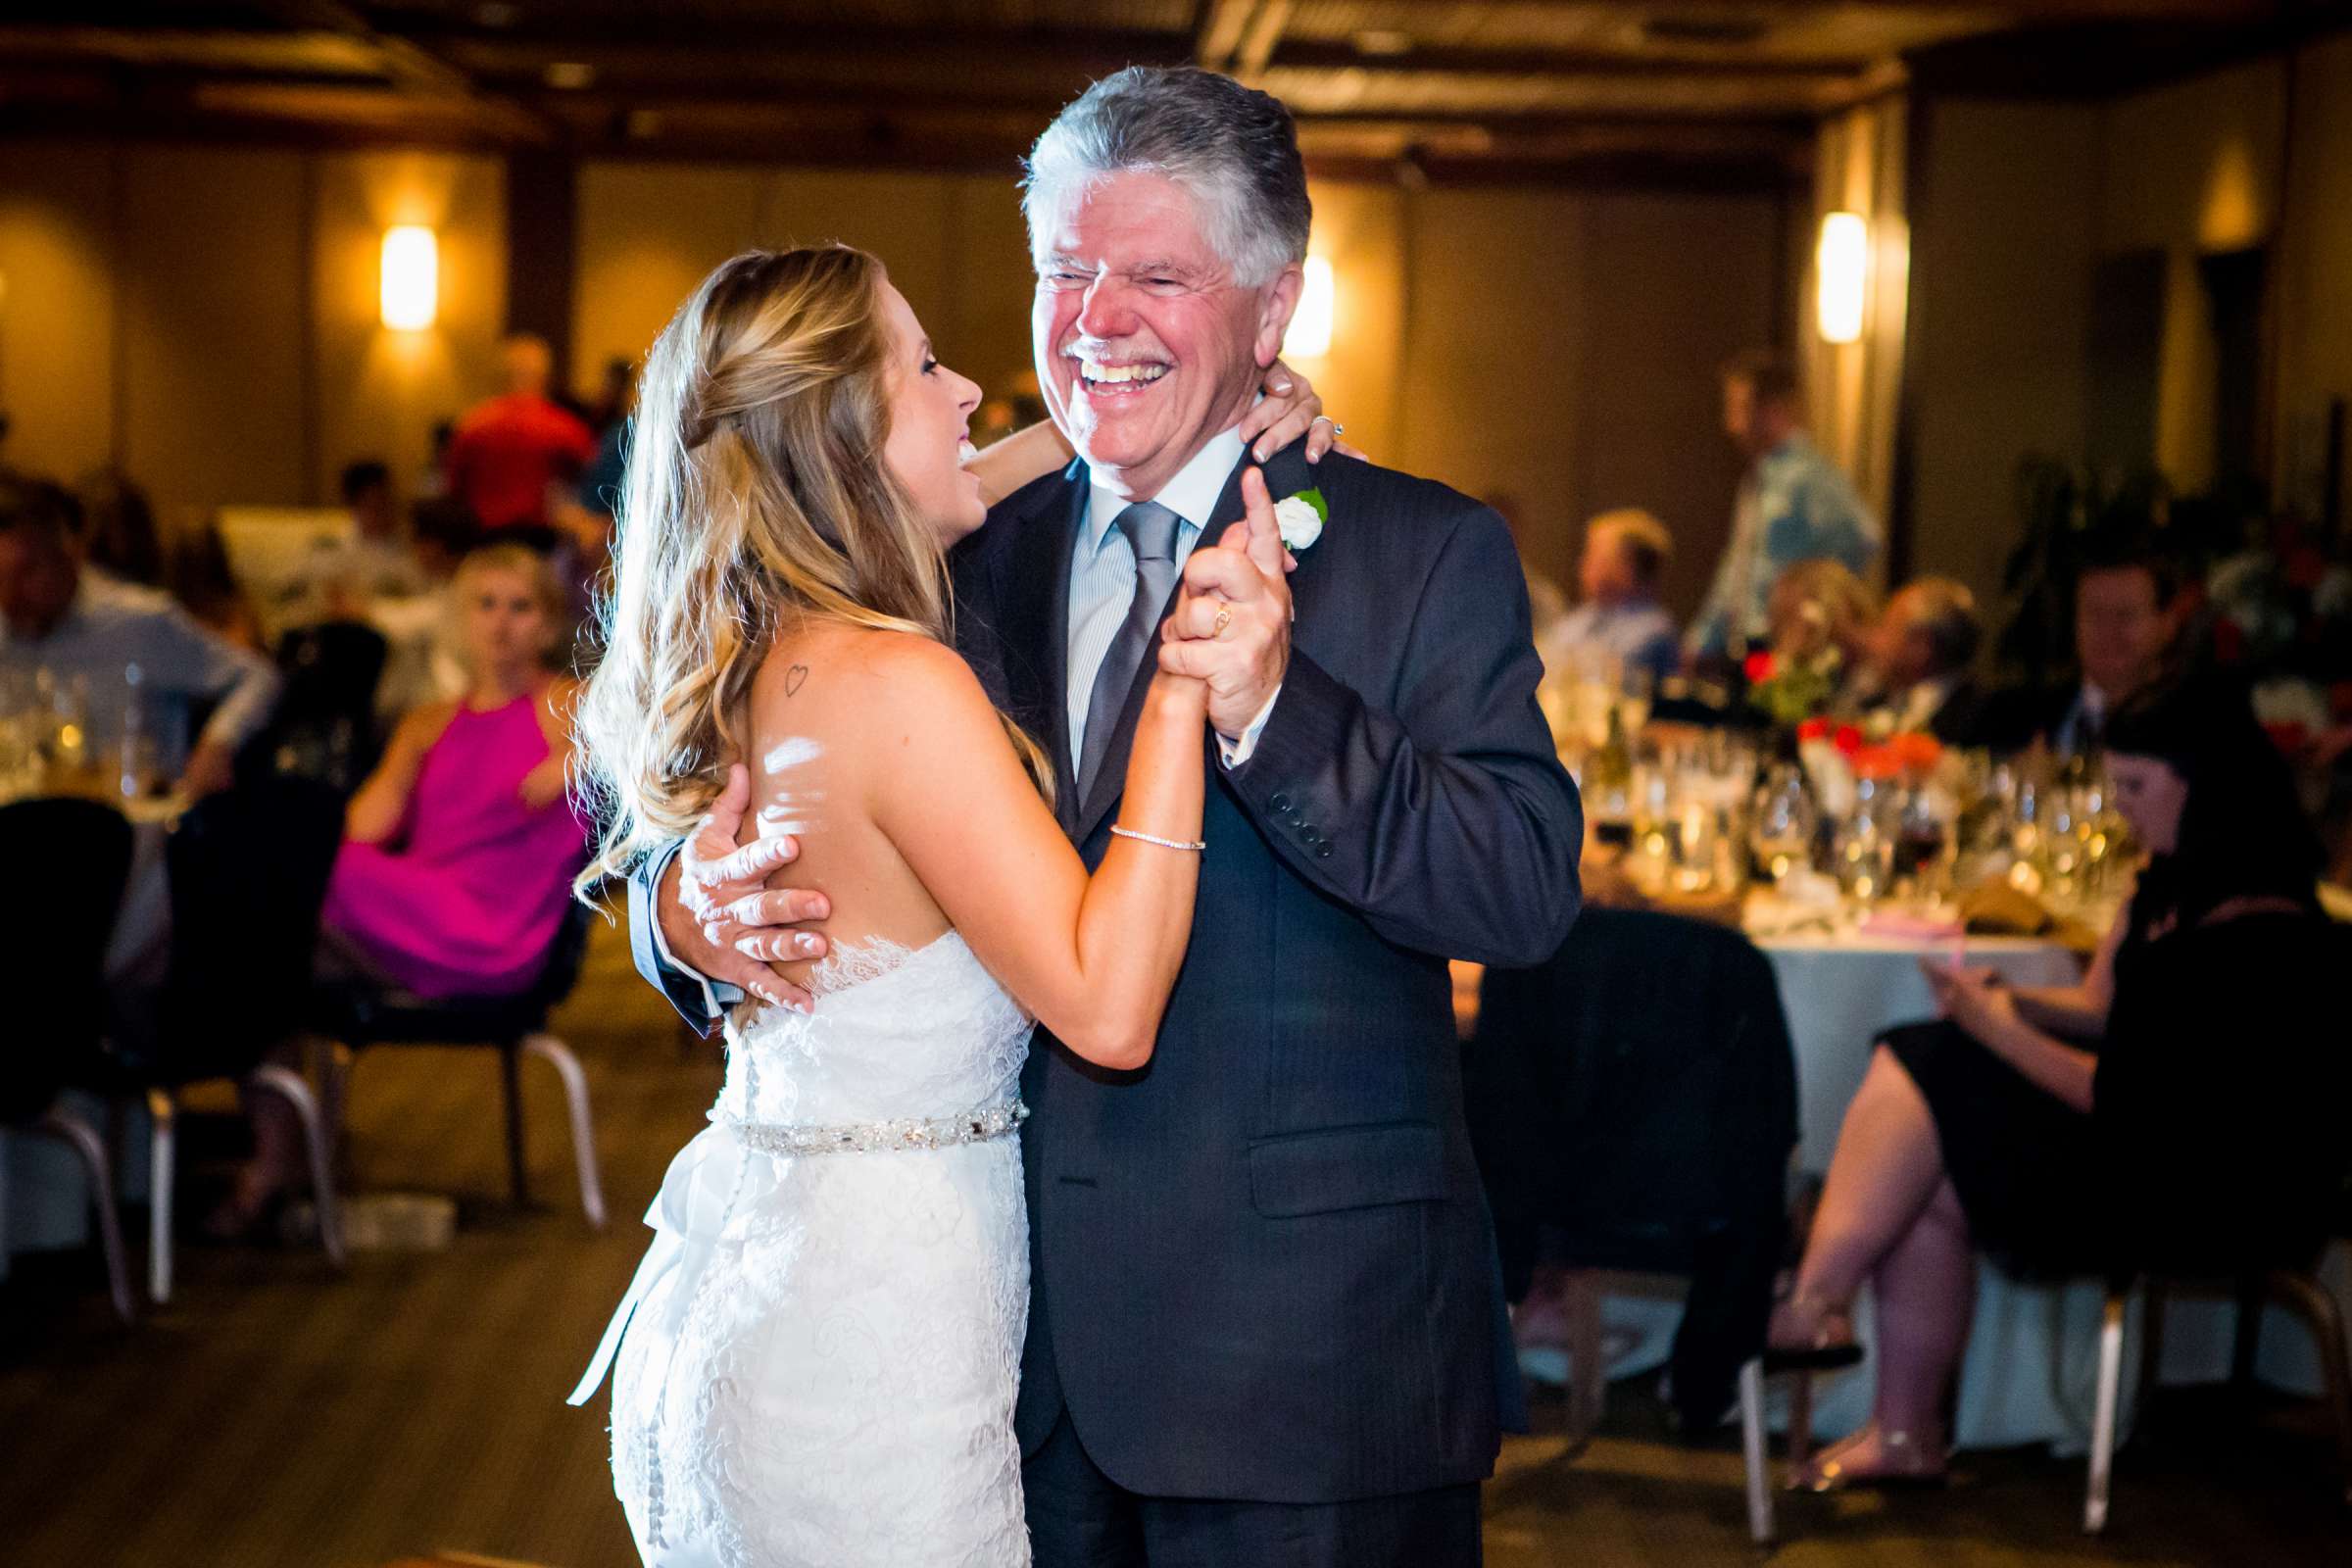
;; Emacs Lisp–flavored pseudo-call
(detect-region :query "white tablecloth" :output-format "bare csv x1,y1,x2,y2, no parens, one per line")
1583,920,2349,1452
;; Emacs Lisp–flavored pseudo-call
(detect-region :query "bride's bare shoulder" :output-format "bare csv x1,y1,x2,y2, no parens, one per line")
754,623,987,724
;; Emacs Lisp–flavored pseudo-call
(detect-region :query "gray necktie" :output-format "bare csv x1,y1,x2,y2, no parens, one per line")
1078,501,1184,802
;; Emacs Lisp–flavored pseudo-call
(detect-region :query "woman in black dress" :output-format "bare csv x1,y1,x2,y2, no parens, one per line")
1769,685,2346,1489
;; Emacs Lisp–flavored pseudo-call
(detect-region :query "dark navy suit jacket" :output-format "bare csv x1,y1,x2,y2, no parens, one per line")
629,437,1583,1504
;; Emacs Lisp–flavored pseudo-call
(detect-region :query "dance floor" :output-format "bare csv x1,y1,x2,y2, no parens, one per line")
1,916,2344,1566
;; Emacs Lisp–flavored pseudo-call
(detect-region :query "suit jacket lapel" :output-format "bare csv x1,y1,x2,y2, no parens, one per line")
989,462,1086,834
1069,439,1317,846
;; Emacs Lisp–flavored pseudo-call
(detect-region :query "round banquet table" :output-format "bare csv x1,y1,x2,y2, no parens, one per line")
1575,911,2348,1453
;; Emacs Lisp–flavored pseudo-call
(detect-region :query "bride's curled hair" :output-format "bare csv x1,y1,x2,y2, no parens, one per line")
575,245,997,892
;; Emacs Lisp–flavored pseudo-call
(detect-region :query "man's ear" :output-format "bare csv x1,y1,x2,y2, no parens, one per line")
1251,264,1306,368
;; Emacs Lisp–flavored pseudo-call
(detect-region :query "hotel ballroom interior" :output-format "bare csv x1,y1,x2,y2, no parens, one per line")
4,2,2352,1565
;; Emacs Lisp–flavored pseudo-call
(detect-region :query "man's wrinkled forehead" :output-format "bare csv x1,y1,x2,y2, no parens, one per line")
1029,172,1223,267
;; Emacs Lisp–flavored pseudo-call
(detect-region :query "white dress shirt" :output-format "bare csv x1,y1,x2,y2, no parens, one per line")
0,567,280,779
1067,423,1277,768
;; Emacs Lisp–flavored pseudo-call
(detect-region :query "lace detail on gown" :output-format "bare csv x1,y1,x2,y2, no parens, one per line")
584,933,1036,1568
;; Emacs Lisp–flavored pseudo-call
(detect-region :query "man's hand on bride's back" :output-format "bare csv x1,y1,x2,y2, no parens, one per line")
662,762,830,1013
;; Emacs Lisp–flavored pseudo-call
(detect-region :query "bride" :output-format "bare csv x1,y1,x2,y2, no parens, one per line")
566,245,1292,1565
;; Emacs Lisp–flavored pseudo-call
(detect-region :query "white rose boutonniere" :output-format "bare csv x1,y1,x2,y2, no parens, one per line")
1273,487,1327,554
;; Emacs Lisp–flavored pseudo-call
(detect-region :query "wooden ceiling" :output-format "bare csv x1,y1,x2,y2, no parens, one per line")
0,2,2317,184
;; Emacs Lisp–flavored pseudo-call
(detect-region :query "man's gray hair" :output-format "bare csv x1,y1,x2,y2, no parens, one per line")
1022,67,1311,289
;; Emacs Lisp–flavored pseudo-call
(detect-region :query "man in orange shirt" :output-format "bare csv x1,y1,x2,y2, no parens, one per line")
442,334,598,533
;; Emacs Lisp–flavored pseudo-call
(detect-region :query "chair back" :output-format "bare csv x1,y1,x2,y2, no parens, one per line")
162,776,345,1075
256,620,390,791
529,894,598,1015
0,797,133,1120
1466,906,1798,1427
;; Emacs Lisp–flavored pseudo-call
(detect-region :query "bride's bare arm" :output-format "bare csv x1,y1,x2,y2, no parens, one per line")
865,640,1208,1070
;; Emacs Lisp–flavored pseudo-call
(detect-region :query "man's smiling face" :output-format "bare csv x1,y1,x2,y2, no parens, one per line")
1031,171,1297,500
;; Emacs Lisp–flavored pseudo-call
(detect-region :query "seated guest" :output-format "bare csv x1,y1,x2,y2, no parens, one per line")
1863,576,1989,742
1767,686,2344,1489
320,542,587,1000
1765,558,1879,700
329,461,429,612
74,465,165,586
1557,509,1681,684
1983,541,2180,756
0,474,279,796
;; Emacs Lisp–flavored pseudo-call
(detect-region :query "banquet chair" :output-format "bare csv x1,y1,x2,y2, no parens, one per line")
0,797,137,1321
251,619,389,793
312,895,606,1228
1466,906,1797,1544
91,776,351,1302
2084,1233,2352,1531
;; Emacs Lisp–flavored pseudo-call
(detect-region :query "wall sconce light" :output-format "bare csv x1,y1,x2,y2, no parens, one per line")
1816,212,1869,345
381,225,438,331
1285,256,1336,359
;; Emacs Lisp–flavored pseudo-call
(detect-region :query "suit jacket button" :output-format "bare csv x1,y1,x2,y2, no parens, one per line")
1315,842,1334,859
1269,792,1293,814
1299,825,1320,845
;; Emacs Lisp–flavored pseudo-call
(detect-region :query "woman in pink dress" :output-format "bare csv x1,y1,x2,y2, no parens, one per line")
218,544,587,1234
321,541,588,997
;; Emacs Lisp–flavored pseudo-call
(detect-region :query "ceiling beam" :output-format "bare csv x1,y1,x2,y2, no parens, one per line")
246,0,554,141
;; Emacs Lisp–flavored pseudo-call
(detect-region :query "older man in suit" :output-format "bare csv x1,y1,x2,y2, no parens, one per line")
632,67,1582,1567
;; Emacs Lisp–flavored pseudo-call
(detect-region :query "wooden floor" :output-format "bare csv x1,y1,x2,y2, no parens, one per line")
3,915,2346,1566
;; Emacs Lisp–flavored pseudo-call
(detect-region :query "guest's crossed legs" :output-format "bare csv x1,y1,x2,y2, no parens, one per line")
1791,1041,1977,1460
1025,1415,1483,1568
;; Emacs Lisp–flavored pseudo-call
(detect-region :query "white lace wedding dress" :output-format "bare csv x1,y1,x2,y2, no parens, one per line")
570,932,1036,1567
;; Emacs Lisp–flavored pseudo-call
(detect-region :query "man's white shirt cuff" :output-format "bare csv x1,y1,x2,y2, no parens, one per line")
1216,685,1282,767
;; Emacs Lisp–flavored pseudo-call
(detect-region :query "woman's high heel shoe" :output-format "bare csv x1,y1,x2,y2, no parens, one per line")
1789,1427,1948,1493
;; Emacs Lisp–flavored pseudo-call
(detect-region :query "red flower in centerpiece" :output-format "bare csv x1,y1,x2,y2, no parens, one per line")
1743,651,1776,684
1833,723,1863,757
1890,732,1945,774
1797,716,1831,743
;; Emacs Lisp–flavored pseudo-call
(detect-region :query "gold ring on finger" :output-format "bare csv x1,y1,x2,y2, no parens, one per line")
1212,603,1234,639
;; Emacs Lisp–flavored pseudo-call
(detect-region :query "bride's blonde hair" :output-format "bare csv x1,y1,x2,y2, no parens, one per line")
574,245,1044,892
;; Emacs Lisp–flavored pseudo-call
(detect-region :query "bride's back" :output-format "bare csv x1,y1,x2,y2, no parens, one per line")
736,618,966,997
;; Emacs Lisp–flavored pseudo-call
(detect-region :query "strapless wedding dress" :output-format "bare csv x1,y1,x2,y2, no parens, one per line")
572,933,1035,1567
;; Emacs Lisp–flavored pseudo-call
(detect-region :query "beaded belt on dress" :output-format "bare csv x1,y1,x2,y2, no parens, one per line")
727,1101,1028,1157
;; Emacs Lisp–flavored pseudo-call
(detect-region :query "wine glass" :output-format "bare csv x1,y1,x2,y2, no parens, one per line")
1749,764,1816,886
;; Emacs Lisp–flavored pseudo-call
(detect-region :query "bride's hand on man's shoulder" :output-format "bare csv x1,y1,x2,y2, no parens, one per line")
1240,359,1366,466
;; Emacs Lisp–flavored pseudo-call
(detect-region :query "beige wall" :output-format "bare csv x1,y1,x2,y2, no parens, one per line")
2275,31,2352,530
1905,100,2102,612
0,141,506,530
2098,59,2288,492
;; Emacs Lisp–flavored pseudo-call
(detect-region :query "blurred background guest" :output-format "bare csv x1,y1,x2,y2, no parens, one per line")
1558,508,1681,684
285,460,430,625
441,333,598,536
1689,350,1880,663
73,465,165,587
1984,541,2181,756
0,472,277,796
1863,576,1989,743
1767,685,2343,1491
318,541,585,1001
1765,559,1879,699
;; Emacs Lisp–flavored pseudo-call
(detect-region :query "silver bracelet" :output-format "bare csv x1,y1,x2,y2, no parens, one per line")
1110,824,1206,853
